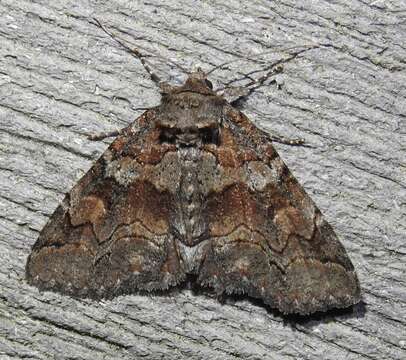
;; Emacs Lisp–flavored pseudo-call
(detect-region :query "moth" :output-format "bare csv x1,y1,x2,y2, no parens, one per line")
26,20,361,315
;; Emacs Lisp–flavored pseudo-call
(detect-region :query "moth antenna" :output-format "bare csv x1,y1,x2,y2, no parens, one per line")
242,63,284,89
206,60,237,76
207,52,278,77
92,18,189,86
208,44,319,77
92,18,161,85
207,53,278,78
216,44,319,95
222,64,283,107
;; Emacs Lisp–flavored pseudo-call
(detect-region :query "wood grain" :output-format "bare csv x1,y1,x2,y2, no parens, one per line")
1,1,405,359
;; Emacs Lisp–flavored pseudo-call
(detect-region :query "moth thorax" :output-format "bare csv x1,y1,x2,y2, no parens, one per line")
158,124,220,147
172,153,206,246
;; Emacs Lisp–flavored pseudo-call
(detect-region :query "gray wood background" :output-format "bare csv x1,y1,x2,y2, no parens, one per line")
1,0,405,359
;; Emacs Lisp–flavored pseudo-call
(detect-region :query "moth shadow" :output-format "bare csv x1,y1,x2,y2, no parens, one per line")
137,275,367,326
224,293,368,327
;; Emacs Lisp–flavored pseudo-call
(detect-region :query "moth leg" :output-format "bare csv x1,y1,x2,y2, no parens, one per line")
269,133,307,146
87,128,124,141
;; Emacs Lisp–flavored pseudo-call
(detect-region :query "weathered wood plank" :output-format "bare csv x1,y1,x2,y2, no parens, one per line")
1,0,405,359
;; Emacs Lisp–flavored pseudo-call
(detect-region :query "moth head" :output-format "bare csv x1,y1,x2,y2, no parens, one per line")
182,67,214,94
160,67,215,96
156,68,224,147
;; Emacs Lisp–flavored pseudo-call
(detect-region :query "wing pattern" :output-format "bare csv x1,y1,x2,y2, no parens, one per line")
26,71,360,314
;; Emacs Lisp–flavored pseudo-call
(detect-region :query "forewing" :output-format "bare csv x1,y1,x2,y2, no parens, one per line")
197,106,361,315
26,111,185,298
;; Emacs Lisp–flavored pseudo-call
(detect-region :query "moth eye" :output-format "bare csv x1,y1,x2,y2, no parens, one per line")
200,127,220,145
159,128,177,144
205,79,213,89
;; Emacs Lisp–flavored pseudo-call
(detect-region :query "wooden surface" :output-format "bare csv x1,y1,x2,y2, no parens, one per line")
1,1,405,359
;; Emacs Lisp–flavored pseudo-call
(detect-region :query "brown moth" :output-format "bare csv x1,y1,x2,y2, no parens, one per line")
26,21,361,315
